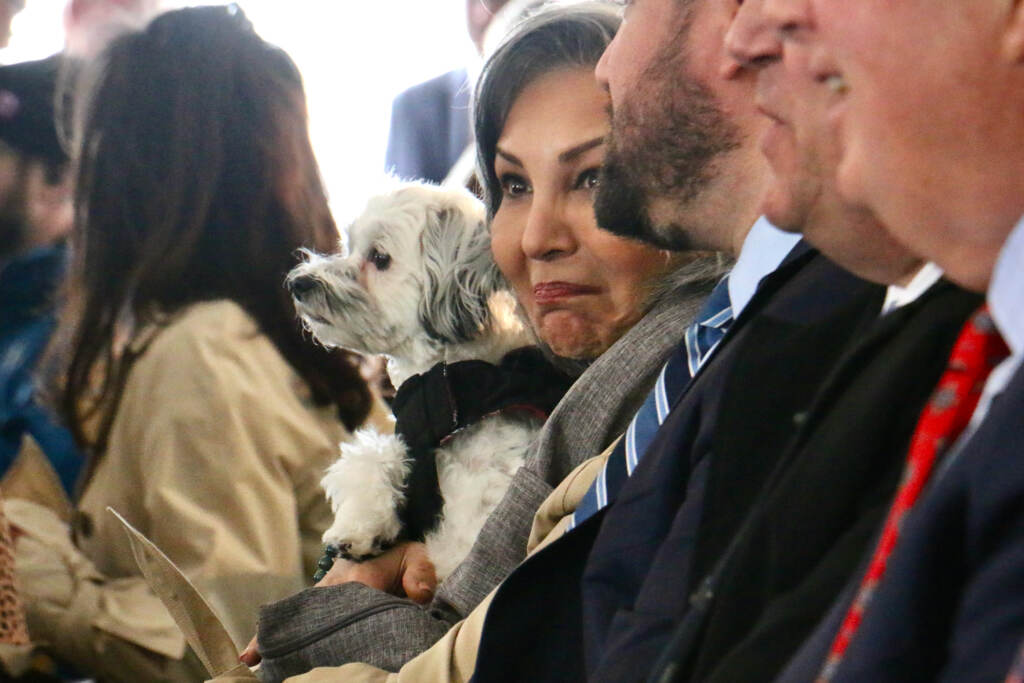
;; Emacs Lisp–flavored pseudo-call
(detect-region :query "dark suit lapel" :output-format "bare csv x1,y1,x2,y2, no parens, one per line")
612,250,871,518
667,243,818,414
692,261,885,580
686,280,981,683
472,506,605,683
589,245,822,519
691,278,943,584
767,279,961,483
786,284,940,432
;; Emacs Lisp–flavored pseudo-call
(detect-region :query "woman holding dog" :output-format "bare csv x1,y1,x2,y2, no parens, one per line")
4,6,385,682
242,3,726,680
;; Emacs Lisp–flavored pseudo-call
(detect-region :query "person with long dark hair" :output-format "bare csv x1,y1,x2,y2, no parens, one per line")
6,6,379,681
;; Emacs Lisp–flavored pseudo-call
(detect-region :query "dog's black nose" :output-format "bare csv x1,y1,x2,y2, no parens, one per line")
288,275,320,298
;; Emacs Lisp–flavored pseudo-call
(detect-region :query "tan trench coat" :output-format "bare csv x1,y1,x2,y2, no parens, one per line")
7,300,388,682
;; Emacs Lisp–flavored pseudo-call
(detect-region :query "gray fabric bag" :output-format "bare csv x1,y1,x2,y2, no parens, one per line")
256,583,451,679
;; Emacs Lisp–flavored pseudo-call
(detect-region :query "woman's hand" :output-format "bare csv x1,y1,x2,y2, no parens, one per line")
319,541,436,603
238,542,437,667
239,636,262,667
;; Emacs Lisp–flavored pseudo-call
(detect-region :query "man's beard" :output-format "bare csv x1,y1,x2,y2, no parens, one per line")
594,25,741,251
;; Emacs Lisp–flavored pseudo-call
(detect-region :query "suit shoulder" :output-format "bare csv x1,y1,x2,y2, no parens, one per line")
392,68,469,111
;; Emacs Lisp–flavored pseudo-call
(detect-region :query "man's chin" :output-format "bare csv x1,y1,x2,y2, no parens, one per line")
760,194,803,236
594,180,698,252
610,222,699,252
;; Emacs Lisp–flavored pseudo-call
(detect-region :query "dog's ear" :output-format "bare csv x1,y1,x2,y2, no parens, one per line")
418,201,505,344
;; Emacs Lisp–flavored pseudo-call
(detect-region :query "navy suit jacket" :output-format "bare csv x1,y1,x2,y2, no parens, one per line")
385,69,471,184
470,250,885,682
664,281,982,682
773,360,1024,683
584,255,884,683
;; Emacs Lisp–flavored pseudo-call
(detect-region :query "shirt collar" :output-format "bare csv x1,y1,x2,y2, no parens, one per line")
988,215,1024,357
728,216,802,317
880,261,945,316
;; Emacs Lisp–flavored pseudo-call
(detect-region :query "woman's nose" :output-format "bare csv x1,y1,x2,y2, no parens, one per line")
521,193,577,261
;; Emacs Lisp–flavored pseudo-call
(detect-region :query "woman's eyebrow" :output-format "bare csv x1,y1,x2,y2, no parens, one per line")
495,147,524,166
558,136,605,163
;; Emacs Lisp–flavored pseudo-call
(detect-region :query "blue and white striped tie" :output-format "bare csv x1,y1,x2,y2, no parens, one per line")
567,276,732,531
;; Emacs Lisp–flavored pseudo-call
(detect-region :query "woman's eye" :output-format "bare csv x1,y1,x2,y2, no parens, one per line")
575,168,601,191
500,174,530,198
368,247,391,271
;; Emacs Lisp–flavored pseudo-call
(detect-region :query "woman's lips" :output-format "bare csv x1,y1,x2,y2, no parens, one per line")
533,281,600,304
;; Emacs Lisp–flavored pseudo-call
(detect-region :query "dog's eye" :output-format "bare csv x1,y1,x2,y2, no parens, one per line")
368,247,391,271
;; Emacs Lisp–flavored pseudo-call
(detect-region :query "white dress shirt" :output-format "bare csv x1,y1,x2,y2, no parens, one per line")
880,262,945,316
691,217,800,372
728,216,803,318
967,215,1024,430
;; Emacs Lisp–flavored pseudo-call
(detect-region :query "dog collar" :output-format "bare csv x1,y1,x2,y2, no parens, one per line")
391,347,573,542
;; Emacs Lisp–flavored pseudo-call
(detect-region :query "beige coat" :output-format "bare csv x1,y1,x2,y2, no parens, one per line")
8,300,387,682
209,445,611,683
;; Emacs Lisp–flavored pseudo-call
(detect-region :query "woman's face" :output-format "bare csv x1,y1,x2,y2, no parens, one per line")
491,66,675,360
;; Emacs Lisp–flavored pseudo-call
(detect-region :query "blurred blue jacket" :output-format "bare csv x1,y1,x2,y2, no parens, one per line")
0,244,82,497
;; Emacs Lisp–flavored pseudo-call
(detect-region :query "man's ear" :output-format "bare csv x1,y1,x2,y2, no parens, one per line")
418,202,504,344
1002,0,1024,62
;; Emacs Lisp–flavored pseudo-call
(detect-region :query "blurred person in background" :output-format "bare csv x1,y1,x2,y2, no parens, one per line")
0,0,25,49
0,55,81,513
4,7,381,682
384,0,511,183
62,0,159,57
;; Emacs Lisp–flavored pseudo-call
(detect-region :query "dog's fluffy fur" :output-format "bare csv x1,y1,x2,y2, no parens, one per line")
287,182,538,580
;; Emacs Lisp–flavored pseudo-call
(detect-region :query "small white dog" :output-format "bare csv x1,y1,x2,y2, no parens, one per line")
287,182,561,581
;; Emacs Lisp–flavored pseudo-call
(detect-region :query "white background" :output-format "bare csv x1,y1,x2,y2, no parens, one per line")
1,0,476,223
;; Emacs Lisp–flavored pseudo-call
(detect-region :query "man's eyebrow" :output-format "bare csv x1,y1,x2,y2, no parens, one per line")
495,147,523,166
558,136,605,163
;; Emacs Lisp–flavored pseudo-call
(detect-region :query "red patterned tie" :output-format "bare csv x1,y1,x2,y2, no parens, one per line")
818,305,1011,682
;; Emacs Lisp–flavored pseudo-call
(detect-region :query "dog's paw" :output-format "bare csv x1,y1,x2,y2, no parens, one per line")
321,501,402,560
320,428,410,560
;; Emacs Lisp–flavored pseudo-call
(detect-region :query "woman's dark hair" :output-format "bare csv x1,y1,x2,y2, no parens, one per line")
474,1,621,218
57,5,371,452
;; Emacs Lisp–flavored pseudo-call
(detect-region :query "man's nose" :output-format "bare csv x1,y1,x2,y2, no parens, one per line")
725,0,783,68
